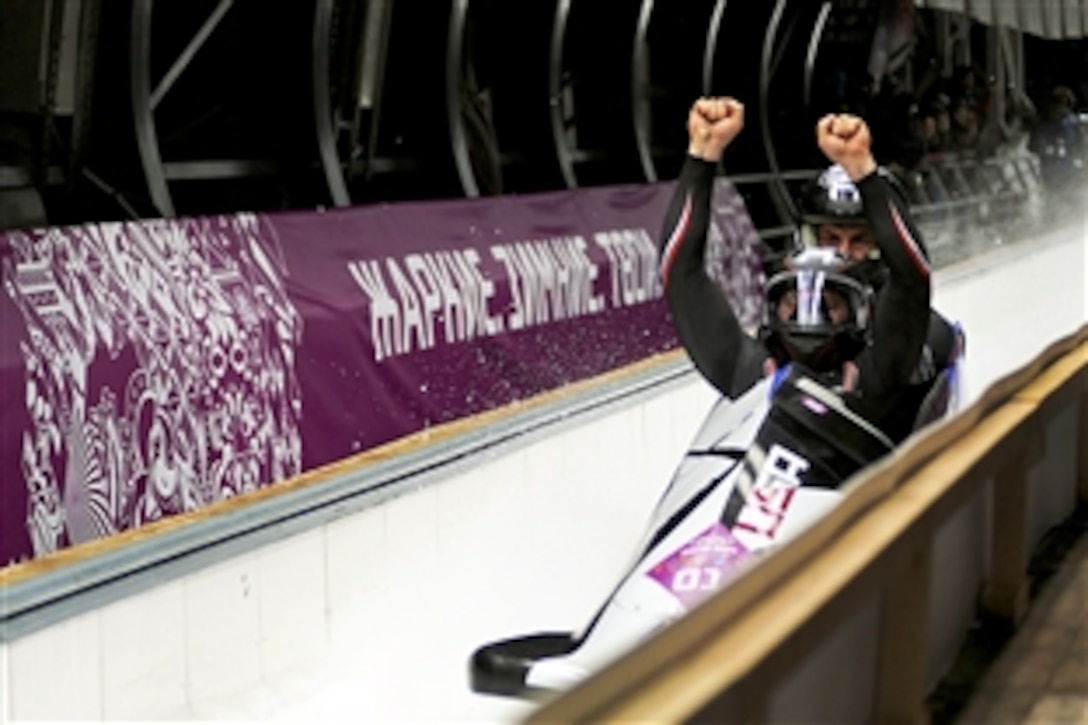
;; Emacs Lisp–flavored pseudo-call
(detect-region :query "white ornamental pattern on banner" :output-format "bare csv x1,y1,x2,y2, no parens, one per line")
3,213,304,557
704,176,766,332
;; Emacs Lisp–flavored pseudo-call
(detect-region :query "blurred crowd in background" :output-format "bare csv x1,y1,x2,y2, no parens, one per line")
841,49,1086,211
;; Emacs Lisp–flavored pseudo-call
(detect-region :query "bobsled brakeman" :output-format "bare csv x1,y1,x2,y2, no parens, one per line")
469,332,959,697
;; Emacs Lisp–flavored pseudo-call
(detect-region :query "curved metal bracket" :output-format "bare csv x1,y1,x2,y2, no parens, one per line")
631,0,656,182
130,0,173,217
804,1,833,115
759,0,799,225
446,0,479,197
702,0,728,95
548,0,577,188
313,0,351,207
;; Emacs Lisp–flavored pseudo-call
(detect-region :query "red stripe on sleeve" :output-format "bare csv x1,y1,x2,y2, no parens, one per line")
888,201,931,279
659,194,693,289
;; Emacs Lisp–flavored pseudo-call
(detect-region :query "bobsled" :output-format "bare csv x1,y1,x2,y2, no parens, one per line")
470,362,960,697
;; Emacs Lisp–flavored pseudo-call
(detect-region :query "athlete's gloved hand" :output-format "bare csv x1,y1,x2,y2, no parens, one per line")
816,113,878,182
687,97,744,163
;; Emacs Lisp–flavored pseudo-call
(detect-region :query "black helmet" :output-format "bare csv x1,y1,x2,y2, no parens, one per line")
796,163,915,293
762,247,874,371
800,163,867,226
800,163,911,227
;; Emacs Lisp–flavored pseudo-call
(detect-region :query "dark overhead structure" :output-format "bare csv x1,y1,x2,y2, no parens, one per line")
0,0,1084,231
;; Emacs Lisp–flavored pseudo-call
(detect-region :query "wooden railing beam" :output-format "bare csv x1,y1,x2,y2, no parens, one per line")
875,541,933,725
979,423,1044,626
1079,374,1088,503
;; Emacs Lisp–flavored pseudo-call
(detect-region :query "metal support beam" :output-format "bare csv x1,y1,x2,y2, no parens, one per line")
150,0,233,111
804,2,833,114
548,0,577,188
702,0,728,95
446,0,479,197
130,0,173,217
632,0,656,182
313,0,349,207
759,0,799,227
359,0,394,184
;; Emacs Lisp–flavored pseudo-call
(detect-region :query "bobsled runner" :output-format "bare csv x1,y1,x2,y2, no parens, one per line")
470,362,960,697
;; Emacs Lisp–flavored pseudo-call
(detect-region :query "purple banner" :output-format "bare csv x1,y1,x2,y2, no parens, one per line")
0,179,763,567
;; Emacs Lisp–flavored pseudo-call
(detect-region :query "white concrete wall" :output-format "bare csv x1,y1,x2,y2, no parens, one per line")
933,219,1086,405
3,366,720,722
2,224,1084,723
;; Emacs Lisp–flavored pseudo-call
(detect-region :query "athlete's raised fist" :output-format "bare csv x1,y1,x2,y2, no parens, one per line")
816,113,876,181
687,97,744,163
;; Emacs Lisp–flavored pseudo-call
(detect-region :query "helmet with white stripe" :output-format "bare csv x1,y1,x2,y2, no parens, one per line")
762,247,873,371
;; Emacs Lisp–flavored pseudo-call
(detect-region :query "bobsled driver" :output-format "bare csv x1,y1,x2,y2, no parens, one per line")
660,97,932,457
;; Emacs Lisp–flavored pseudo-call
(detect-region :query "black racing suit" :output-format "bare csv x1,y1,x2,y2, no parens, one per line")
658,156,932,487
835,223,965,437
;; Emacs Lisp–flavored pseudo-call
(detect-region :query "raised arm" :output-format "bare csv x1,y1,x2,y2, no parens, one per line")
816,114,931,389
659,98,766,397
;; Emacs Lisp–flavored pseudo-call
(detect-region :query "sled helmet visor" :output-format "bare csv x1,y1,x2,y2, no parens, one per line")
764,248,873,370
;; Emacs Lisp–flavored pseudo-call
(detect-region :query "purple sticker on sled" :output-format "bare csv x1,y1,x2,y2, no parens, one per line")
648,522,753,608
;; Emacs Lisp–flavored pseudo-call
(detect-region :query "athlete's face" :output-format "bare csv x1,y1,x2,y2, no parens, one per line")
817,223,874,261
776,288,851,325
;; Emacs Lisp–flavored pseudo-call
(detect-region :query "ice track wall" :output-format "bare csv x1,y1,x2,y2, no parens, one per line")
0,220,1084,721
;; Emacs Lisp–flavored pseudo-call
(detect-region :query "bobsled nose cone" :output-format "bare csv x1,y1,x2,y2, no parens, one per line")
470,632,579,697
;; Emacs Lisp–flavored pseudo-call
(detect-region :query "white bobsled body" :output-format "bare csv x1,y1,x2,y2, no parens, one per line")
470,360,961,697
525,376,841,689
